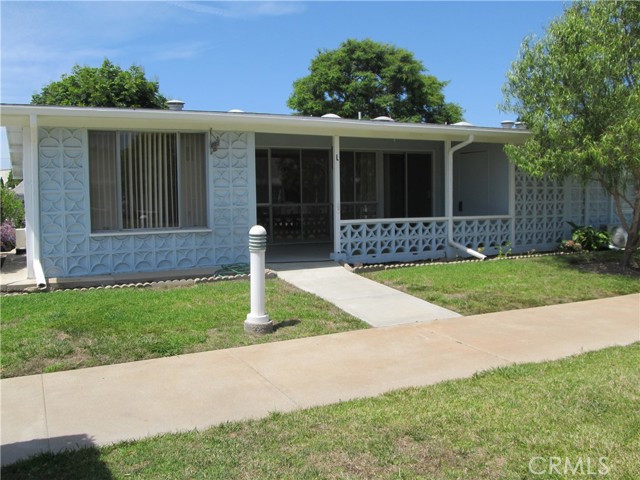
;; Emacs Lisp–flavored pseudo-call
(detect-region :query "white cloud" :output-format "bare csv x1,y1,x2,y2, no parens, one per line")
171,1,305,19
151,41,217,61
0,1,305,104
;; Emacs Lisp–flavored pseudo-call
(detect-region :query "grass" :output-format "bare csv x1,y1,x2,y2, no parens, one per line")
361,251,640,316
3,343,639,479
0,279,367,378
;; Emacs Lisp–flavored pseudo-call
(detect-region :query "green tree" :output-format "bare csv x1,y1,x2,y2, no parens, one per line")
288,39,463,124
502,0,640,267
31,59,167,109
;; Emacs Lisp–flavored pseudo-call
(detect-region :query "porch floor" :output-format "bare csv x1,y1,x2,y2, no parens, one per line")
265,242,333,264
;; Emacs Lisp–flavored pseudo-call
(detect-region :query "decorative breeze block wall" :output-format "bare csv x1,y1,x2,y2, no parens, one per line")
38,128,252,277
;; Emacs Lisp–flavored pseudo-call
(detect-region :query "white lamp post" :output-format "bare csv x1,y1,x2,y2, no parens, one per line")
244,225,273,334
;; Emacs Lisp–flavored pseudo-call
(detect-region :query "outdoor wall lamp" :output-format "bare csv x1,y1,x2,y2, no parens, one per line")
210,129,220,153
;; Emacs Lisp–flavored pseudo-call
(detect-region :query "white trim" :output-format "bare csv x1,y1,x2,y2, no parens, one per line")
22,125,35,279
247,132,258,227
452,215,512,221
508,159,516,247
340,216,448,225
1,105,531,144
90,228,212,238
332,136,341,255
28,115,46,288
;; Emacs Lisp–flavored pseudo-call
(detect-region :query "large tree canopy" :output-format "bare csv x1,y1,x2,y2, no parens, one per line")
502,0,640,266
288,39,463,124
31,59,167,109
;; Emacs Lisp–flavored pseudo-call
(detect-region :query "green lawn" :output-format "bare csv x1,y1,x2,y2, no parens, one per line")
3,343,638,479
361,251,640,316
0,279,367,378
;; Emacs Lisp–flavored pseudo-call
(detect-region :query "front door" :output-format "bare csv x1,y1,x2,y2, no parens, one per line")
256,148,331,243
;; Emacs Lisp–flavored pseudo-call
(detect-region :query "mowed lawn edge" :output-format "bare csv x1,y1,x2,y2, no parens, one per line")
2,343,638,479
0,278,368,379
361,251,640,316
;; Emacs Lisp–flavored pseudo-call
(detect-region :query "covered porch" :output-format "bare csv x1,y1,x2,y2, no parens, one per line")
254,131,515,264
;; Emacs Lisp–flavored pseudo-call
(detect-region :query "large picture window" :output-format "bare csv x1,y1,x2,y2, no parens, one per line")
89,131,207,232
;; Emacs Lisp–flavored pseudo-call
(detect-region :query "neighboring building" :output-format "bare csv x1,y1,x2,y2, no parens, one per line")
1,104,618,284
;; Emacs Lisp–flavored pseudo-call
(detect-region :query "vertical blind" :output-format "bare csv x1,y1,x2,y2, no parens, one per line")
89,131,207,231
180,133,207,227
89,131,119,231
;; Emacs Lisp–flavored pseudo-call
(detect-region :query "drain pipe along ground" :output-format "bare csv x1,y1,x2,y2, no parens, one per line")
446,135,487,261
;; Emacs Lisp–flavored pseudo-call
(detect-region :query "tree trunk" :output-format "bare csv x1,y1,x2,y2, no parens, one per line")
620,193,640,268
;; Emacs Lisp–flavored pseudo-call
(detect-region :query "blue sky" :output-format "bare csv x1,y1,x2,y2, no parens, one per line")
0,0,567,170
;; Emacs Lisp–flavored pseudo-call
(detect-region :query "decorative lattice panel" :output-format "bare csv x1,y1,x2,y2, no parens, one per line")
39,128,90,277
585,182,612,228
38,128,251,277
210,132,251,265
340,220,448,263
514,168,566,251
452,218,511,253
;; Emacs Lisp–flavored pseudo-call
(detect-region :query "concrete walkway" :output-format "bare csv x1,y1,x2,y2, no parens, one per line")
271,261,460,327
2,293,638,466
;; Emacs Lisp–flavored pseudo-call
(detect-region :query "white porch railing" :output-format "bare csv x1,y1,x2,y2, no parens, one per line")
339,216,513,263
452,216,512,251
339,217,448,263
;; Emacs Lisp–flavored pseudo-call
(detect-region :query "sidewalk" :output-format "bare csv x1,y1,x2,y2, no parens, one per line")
272,261,460,327
2,293,638,466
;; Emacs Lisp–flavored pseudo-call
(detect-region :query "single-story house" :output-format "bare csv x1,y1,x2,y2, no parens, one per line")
1,103,621,286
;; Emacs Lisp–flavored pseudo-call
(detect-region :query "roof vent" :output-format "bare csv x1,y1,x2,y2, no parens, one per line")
514,121,526,129
167,99,185,111
321,113,341,118
501,120,515,129
453,121,474,127
373,116,394,122
228,109,245,113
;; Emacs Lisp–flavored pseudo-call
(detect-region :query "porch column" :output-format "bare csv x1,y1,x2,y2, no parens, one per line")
509,159,516,247
332,135,342,257
444,141,454,254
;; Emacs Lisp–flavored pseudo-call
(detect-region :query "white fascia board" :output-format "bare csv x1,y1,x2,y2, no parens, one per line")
0,104,530,145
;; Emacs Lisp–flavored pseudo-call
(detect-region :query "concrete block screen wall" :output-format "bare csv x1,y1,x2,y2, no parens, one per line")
38,127,254,277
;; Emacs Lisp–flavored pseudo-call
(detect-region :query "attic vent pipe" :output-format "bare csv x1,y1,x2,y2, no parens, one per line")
167,99,185,111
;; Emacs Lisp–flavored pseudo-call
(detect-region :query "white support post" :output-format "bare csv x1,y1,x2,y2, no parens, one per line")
444,140,454,256
332,135,342,258
508,158,516,248
244,225,273,334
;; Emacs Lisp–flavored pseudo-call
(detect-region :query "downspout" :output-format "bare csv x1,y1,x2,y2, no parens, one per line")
29,114,47,289
446,135,487,260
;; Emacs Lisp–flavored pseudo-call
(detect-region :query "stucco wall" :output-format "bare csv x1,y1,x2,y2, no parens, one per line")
38,127,254,277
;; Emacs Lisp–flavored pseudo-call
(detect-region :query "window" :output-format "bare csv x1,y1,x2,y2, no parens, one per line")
89,131,207,232
340,151,378,219
255,148,331,242
384,152,433,218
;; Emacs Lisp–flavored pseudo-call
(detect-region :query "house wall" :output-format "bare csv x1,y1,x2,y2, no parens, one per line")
512,168,613,253
453,143,510,216
340,154,618,263
38,127,255,277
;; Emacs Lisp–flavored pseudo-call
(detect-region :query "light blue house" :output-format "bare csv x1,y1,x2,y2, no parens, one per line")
2,103,618,286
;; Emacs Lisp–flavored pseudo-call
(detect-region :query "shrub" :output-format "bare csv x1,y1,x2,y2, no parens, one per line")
0,182,25,228
562,222,610,252
1,221,16,251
